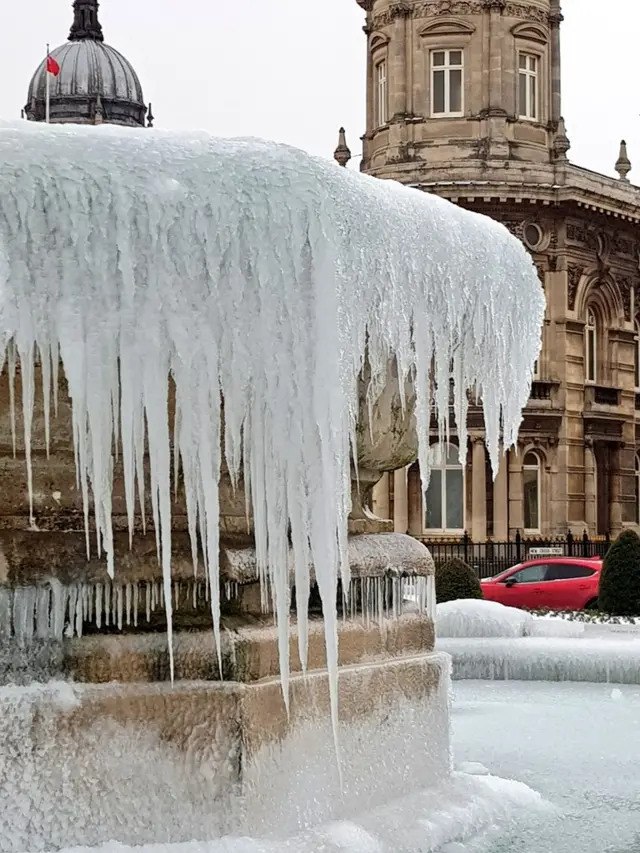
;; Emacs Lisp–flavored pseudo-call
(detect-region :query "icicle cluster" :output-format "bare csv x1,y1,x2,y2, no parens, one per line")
1,576,432,646
0,579,216,645
0,122,544,742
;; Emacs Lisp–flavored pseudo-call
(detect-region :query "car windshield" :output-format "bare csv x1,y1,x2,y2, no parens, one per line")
488,564,523,580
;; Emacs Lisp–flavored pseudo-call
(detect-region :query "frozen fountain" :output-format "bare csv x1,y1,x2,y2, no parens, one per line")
0,122,544,851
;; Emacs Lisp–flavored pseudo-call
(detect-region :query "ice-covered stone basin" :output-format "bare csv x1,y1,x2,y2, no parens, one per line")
436,600,640,683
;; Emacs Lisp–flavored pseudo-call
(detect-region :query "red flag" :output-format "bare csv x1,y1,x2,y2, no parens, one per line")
46,55,60,76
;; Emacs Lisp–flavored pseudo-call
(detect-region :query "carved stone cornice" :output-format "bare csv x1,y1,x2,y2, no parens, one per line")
371,0,551,26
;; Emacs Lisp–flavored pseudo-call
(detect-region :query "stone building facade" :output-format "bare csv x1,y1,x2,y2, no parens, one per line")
350,0,640,541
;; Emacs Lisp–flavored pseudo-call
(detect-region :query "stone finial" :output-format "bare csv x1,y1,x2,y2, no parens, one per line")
94,93,103,125
552,117,571,161
147,103,155,128
334,128,352,167
615,140,632,182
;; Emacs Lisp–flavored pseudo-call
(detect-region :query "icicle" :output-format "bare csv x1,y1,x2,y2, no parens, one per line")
50,580,67,639
95,583,103,630
117,585,124,631
13,587,36,645
125,583,132,626
0,587,12,639
133,582,139,627
0,124,543,762
7,341,16,457
75,584,84,638
35,584,51,639
65,585,77,638
146,582,151,622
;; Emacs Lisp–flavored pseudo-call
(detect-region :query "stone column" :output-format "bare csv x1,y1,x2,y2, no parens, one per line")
493,449,509,540
471,438,487,542
508,447,524,535
487,2,505,114
610,444,623,534
372,472,390,520
391,13,408,118
407,464,423,536
584,440,596,535
549,3,563,126
393,466,409,534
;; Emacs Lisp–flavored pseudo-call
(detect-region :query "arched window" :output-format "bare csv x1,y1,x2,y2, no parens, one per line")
585,308,597,383
424,442,464,532
635,322,640,391
635,455,640,527
523,452,541,533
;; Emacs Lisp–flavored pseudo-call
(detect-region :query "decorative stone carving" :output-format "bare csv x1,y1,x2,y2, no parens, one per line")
503,3,549,22
617,277,633,321
353,358,418,517
371,0,548,27
567,264,583,311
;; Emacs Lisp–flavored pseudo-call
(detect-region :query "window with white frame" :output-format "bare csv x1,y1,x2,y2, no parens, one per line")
635,322,640,390
375,59,388,127
523,452,541,532
424,442,465,531
585,308,597,383
431,50,464,117
518,53,539,121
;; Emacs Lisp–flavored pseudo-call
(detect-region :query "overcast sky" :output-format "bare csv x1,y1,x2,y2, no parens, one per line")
1,1,637,180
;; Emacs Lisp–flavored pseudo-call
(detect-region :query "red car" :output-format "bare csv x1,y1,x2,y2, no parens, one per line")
481,557,602,611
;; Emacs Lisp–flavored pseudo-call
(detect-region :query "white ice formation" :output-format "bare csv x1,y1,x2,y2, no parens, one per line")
0,122,544,737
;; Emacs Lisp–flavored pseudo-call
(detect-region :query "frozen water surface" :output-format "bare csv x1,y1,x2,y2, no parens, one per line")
452,680,640,853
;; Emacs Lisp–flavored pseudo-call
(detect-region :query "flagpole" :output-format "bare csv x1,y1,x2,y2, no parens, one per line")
45,44,50,124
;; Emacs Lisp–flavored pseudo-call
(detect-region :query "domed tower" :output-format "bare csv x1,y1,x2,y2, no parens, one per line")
24,0,151,127
357,0,569,179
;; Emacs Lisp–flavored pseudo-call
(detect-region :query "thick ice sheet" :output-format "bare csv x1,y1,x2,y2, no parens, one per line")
0,122,543,727
439,636,640,683
452,680,640,853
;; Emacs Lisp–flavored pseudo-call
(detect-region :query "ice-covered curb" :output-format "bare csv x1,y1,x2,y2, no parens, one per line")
436,600,640,683
436,599,585,639
438,637,640,684
39,772,548,853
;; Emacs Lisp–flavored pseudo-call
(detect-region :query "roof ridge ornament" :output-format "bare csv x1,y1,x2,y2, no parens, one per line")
69,0,104,42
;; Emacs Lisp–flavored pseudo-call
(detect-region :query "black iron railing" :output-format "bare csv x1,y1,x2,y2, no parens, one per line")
415,531,611,579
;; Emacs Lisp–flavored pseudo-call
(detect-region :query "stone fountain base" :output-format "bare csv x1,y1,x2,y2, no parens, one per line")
0,639,450,852
0,533,451,852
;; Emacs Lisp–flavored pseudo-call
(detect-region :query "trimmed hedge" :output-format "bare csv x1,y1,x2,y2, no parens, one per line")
435,556,483,604
598,529,640,617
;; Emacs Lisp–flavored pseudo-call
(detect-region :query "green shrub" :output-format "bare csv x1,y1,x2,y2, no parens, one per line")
435,556,483,604
598,529,640,617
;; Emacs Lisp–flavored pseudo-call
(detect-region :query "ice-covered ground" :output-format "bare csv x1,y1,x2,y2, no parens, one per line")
20,681,640,853
16,772,546,853
436,600,640,683
451,680,640,853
